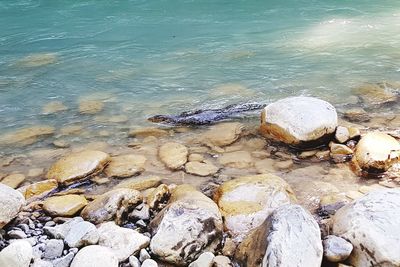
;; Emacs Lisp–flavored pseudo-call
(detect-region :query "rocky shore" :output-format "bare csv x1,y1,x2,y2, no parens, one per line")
1,88,400,267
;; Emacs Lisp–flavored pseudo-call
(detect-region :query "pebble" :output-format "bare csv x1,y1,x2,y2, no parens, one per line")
129,256,140,267
335,126,350,143
189,252,215,267
139,248,151,262
141,259,158,267
323,235,353,262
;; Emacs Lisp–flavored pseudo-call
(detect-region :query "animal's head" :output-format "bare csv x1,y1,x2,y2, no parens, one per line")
148,115,171,123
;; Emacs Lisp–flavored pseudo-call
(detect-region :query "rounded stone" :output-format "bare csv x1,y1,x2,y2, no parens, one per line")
201,122,244,147
104,154,147,178
185,161,219,176
0,183,25,228
0,240,33,267
64,221,99,248
260,96,337,146
70,245,118,267
159,142,188,170
141,259,158,267
323,235,353,262
43,195,88,217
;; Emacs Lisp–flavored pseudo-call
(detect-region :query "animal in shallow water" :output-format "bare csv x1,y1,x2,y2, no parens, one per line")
148,103,266,125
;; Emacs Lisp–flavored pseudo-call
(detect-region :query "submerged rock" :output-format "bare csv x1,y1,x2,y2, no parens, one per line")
332,189,400,267
353,82,398,107
46,150,110,184
159,142,188,170
42,101,68,114
201,122,244,147
0,183,25,228
218,151,253,169
214,174,296,241
16,53,57,67
129,127,169,138
150,185,223,265
260,96,337,147
235,204,323,267
0,240,33,267
70,245,118,267
354,132,400,172
185,161,219,176
0,125,55,147
81,188,142,224
104,154,147,178
43,194,88,217
79,99,104,115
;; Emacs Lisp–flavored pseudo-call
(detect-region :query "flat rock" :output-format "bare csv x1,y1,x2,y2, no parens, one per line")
0,183,25,228
1,173,26,189
335,126,350,143
235,204,323,267
218,151,253,169
70,245,118,267
353,82,398,107
105,154,147,178
44,217,84,239
114,176,162,191
81,188,142,224
189,252,215,267
354,132,400,172
260,96,337,147
79,100,104,115
201,122,244,147
214,174,296,241
64,221,99,248
343,108,370,122
0,240,33,267
185,161,219,176
150,185,223,265
98,221,150,262
332,189,400,267
159,142,188,170
42,101,68,114
43,194,88,217
129,127,169,138
0,125,55,147
18,179,58,200
323,235,353,263
46,150,110,184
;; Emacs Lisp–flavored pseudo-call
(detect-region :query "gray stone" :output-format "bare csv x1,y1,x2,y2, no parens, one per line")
235,204,323,267
0,184,25,228
64,221,99,248
129,256,140,267
52,252,74,267
141,259,158,267
8,229,27,239
70,245,118,267
189,252,215,267
0,240,33,267
139,248,151,262
43,239,64,260
323,235,353,262
332,189,400,267
44,217,83,239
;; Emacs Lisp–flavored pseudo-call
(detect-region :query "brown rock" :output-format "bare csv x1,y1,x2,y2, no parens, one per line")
353,82,398,107
218,151,253,169
42,101,68,114
343,108,370,122
18,179,58,199
0,125,55,147
201,123,244,147
105,154,147,178
17,53,57,67
43,194,88,217
79,100,104,115
27,168,44,178
159,142,188,170
115,176,162,191
146,184,170,209
185,161,219,176
129,127,169,138
1,173,25,189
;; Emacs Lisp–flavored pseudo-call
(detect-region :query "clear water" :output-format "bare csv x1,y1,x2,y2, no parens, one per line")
1,0,400,134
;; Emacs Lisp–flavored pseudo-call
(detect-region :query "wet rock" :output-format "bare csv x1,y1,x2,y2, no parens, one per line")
235,204,323,267
43,239,64,259
146,184,170,210
354,132,400,172
105,154,147,178
353,82,398,107
218,151,253,169
0,183,25,228
214,174,296,240
81,188,142,224
46,150,110,184
64,221,99,248
212,255,232,267
332,189,400,267
188,153,204,162
150,185,223,265
201,122,244,147
18,179,58,200
343,107,370,122
189,252,215,267
42,101,68,114
323,235,353,262
115,176,162,191
1,173,26,189
98,221,150,262
59,125,83,136
129,127,169,138
185,161,219,176
159,142,188,170
79,99,104,115
142,259,158,267
52,140,70,148
0,125,55,147
27,168,44,178
260,96,337,147
273,159,294,170
335,126,350,143
44,217,84,239
43,195,88,217
0,240,33,267
17,53,57,67
70,245,118,267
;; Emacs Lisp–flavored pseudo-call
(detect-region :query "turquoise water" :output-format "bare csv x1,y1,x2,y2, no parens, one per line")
1,0,400,134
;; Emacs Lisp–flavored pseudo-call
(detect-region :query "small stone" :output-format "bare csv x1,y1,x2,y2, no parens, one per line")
105,154,147,178
315,150,331,160
130,204,150,221
42,101,68,115
139,248,151,262
129,127,169,138
188,153,204,162
115,176,162,191
343,108,370,122
189,252,215,267
0,125,55,147
141,259,158,267
0,240,33,267
70,245,118,267
335,126,350,143
52,252,75,267
1,173,26,189
323,235,353,262
19,179,58,200
64,221,99,248
159,142,188,170
146,184,170,210
44,217,84,239
43,195,88,217
201,123,244,147
222,238,236,257
273,159,294,170
52,140,70,148
298,150,318,159
185,161,219,176
129,256,140,267
330,143,353,155
212,255,233,267
348,127,361,140
43,239,64,260
7,229,27,239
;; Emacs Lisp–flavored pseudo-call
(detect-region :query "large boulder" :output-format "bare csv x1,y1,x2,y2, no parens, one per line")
354,132,400,172
235,204,323,267
332,189,400,267
260,97,337,147
70,245,118,267
46,150,110,184
150,185,223,265
0,183,25,228
214,174,296,241
81,188,142,224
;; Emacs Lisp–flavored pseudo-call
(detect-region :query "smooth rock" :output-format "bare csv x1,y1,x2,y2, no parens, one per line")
141,259,158,267
32,259,53,267
70,245,118,267
260,96,337,147
0,125,55,147
235,204,323,267
188,153,204,162
8,229,27,239
343,108,370,122
0,240,33,267
139,248,151,262
332,189,400,267
79,100,104,115
185,161,219,176
150,185,223,265
0,184,25,228
27,168,44,178
43,239,64,259
353,82,398,106
105,154,147,178
42,101,68,114
323,235,353,262
81,188,142,224
218,151,253,169
44,217,84,239
98,221,150,262
1,173,25,189
201,122,244,147
52,252,74,267
212,255,233,267
159,142,188,170
214,174,296,240
115,176,162,191
335,126,350,143
46,150,110,184
354,132,400,172
189,252,215,267
129,256,140,267
19,179,58,200
64,221,99,248
43,195,88,217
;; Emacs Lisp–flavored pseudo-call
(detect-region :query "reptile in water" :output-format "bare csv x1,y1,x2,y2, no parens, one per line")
148,102,266,125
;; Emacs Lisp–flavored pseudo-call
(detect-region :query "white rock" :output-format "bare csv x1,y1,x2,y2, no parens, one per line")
141,259,158,267
332,189,400,267
0,240,33,267
0,183,25,228
70,245,118,267
212,255,233,267
260,96,337,146
98,221,150,262
44,217,84,239
189,252,215,267
128,256,140,267
323,235,353,262
64,221,99,248
43,239,64,260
